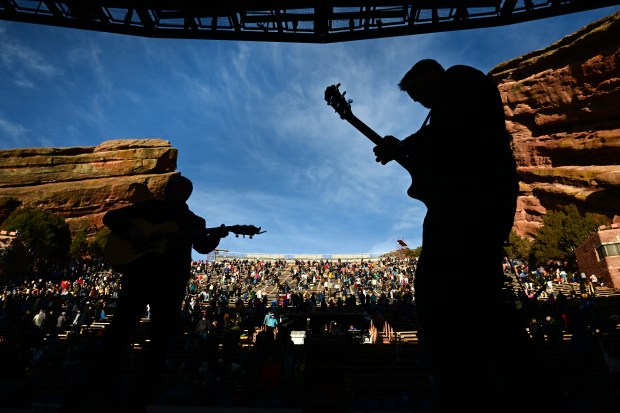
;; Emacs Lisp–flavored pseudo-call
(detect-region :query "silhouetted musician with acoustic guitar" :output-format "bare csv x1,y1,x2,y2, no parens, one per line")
375,60,556,413
80,173,261,413
327,60,551,413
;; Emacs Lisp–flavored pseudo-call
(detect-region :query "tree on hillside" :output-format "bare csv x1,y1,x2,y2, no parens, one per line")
69,229,89,259
89,227,111,258
2,207,71,264
407,245,422,258
385,244,422,260
529,204,606,268
505,231,533,263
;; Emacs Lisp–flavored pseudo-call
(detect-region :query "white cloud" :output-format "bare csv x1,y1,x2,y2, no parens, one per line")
0,115,30,147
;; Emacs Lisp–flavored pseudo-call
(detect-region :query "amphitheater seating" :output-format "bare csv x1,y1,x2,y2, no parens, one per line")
14,259,620,411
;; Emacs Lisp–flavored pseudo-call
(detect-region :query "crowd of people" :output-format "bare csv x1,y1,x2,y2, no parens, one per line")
0,257,603,343
0,253,611,409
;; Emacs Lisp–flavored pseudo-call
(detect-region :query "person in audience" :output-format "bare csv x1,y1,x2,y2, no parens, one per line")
32,308,46,329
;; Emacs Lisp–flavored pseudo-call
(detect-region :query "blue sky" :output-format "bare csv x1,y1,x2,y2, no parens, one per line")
1,6,619,259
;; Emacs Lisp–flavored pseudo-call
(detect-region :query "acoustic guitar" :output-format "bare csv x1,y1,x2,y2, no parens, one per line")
104,219,263,267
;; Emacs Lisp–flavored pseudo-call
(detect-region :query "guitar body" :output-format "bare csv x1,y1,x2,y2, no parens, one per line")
104,219,183,267
104,219,264,268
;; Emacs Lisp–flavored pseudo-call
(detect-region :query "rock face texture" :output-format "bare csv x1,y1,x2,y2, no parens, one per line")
489,10,620,238
0,139,177,235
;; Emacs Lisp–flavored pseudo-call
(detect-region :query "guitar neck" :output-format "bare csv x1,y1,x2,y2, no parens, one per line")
345,113,384,146
325,83,419,201
346,112,411,172
345,113,414,192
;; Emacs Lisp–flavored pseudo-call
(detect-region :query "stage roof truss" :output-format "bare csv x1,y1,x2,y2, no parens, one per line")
1,1,619,43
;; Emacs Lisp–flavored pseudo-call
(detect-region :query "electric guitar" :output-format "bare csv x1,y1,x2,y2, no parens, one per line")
324,83,418,199
104,219,264,267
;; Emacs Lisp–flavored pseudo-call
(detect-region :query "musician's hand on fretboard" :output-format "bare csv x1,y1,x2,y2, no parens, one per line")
211,224,229,239
373,135,402,165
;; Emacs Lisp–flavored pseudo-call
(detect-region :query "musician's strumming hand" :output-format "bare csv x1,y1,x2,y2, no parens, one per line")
373,135,402,165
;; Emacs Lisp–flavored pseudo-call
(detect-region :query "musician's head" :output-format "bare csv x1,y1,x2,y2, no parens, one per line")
164,174,193,203
398,59,445,109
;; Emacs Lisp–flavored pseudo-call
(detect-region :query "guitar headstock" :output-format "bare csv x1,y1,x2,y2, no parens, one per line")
325,83,352,120
227,225,265,239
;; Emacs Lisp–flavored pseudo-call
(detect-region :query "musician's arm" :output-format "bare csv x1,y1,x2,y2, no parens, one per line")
103,207,136,239
193,221,229,254
374,125,430,165
401,124,431,150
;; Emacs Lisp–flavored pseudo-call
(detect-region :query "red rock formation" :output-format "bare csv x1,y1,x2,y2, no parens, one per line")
0,139,177,235
489,10,620,238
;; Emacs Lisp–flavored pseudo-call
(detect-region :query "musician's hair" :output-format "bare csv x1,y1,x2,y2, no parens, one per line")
398,59,445,91
164,174,193,202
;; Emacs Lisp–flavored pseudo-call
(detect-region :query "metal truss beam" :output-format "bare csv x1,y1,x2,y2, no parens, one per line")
0,1,619,43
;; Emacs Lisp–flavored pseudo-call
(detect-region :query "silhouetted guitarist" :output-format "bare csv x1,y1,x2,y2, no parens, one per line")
98,174,228,412
328,59,552,413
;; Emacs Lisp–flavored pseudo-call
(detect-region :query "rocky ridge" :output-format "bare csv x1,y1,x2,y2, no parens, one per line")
0,139,177,235
489,10,620,237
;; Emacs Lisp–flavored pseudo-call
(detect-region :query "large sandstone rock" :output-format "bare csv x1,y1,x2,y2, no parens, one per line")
489,10,620,238
0,139,177,235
